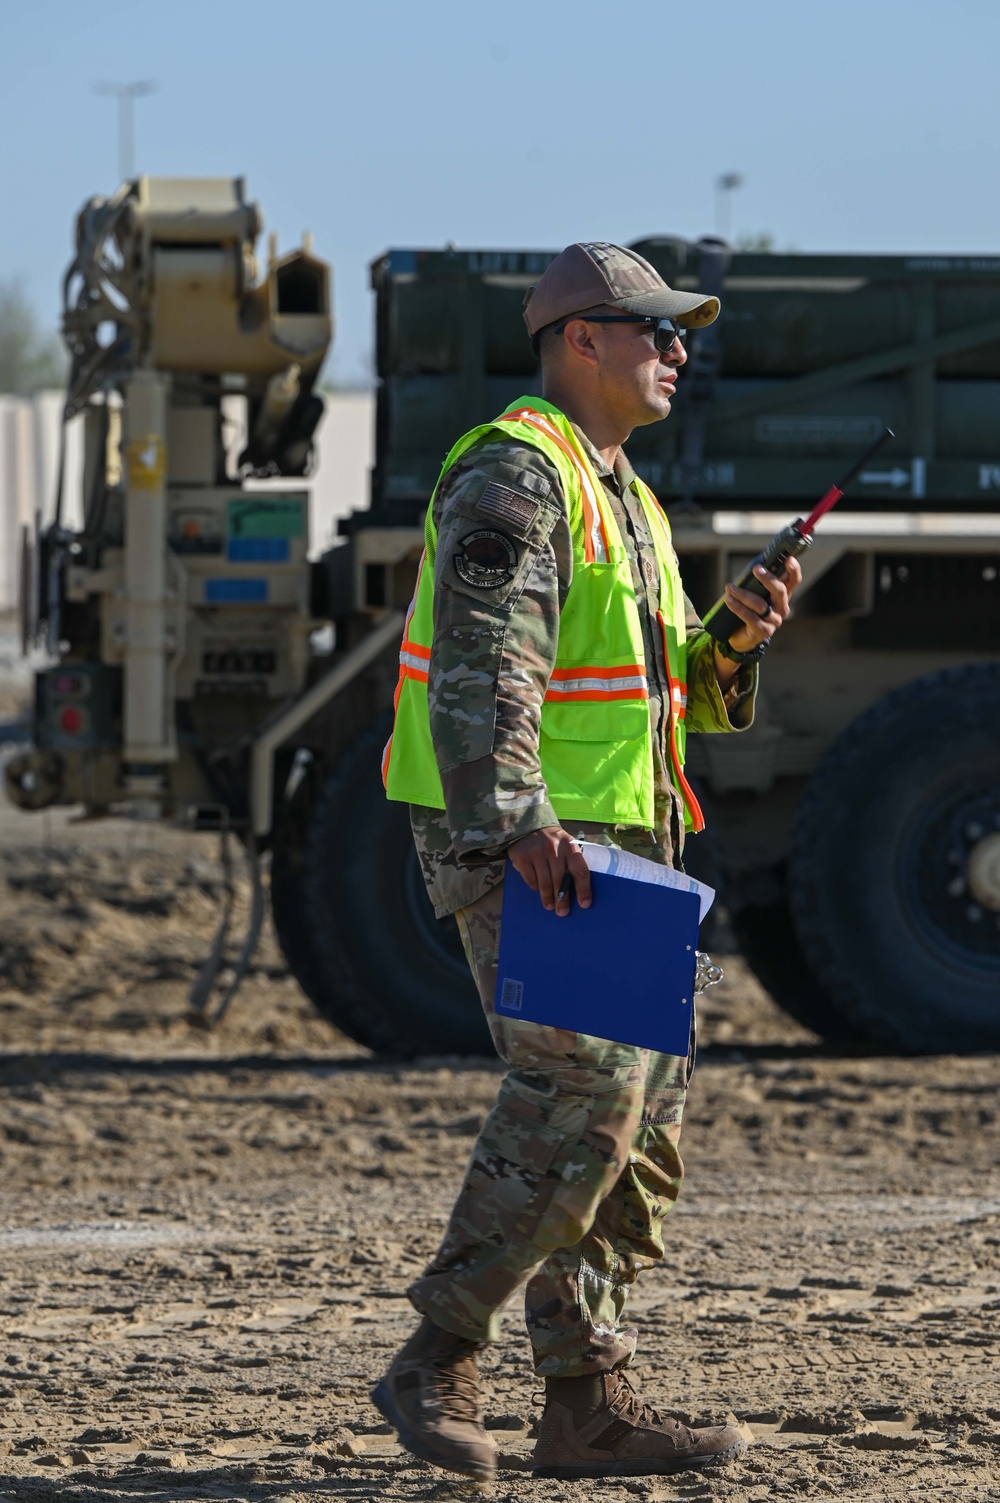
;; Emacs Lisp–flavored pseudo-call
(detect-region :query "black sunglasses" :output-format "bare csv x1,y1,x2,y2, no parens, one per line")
551,314,687,352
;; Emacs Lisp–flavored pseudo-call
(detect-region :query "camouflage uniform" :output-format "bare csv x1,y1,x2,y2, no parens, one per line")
407,424,755,1376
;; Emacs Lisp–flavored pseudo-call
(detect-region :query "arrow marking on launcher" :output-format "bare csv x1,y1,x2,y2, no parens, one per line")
860,468,910,488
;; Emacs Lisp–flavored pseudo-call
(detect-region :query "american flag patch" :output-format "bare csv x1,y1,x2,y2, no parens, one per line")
476,481,540,536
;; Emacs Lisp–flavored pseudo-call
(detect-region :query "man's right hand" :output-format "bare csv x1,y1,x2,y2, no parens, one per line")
508,826,593,917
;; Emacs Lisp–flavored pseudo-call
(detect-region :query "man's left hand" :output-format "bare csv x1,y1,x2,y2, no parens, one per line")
723,555,802,653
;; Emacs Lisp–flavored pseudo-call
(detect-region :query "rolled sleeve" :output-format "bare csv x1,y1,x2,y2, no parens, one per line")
685,627,758,733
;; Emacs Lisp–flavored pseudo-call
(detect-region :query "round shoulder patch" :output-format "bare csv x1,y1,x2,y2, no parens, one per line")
454,529,519,589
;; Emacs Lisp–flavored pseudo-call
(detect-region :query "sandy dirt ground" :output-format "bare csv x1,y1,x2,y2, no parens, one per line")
1,747,999,1500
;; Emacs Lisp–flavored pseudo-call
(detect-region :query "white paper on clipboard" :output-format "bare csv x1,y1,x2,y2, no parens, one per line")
577,842,715,924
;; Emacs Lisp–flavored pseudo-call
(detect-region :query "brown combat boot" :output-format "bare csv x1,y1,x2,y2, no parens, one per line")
532,1370,746,1478
371,1315,497,1481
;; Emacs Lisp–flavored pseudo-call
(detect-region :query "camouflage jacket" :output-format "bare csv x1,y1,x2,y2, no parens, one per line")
410,424,757,918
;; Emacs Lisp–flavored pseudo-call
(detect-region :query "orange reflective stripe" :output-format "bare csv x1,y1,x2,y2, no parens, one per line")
496,407,611,564
544,687,649,703
657,610,705,833
399,641,430,676
382,554,428,787
668,712,703,831
549,663,644,680
545,662,648,702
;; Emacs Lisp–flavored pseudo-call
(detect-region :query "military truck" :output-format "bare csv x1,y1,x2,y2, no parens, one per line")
7,189,1000,1053
301,239,1000,1056
6,175,344,1010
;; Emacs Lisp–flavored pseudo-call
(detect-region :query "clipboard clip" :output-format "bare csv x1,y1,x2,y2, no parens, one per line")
695,952,724,994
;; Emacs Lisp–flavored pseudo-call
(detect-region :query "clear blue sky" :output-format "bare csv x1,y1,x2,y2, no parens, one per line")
1,0,997,384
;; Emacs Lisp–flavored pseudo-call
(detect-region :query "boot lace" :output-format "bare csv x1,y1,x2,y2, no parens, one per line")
610,1370,684,1435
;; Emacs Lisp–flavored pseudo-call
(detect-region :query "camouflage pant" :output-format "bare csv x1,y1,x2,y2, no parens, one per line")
408,829,693,1377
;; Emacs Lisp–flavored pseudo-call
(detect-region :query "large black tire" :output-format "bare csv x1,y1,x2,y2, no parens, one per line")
685,779,852,1041
789,664,1000,1053
729,882,855,1043
270,759,330,1014
271,716,493,1057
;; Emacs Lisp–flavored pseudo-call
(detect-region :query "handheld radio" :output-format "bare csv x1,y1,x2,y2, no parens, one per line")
702,426,895,645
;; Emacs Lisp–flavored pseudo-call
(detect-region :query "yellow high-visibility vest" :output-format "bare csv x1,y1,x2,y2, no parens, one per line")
382,396,704,832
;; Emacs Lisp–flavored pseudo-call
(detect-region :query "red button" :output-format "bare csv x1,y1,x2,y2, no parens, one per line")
59,705,85,735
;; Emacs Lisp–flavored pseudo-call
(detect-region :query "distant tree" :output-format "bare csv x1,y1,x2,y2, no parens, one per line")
0,281,66,394
735,232,776,252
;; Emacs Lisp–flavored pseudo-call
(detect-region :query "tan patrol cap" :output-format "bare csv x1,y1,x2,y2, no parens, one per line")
523,241,720,338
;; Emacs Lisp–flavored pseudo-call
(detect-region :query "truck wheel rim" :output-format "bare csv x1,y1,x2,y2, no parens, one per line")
967,831,1000,914
904,784,1000,973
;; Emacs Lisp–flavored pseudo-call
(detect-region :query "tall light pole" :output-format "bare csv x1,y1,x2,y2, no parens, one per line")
95,80,156,182
715,172,743,242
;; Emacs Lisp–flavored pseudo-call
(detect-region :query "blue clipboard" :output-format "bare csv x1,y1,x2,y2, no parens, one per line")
494,861,699,1055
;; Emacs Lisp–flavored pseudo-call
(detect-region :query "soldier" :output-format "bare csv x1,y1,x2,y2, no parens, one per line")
375,242,801,1481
